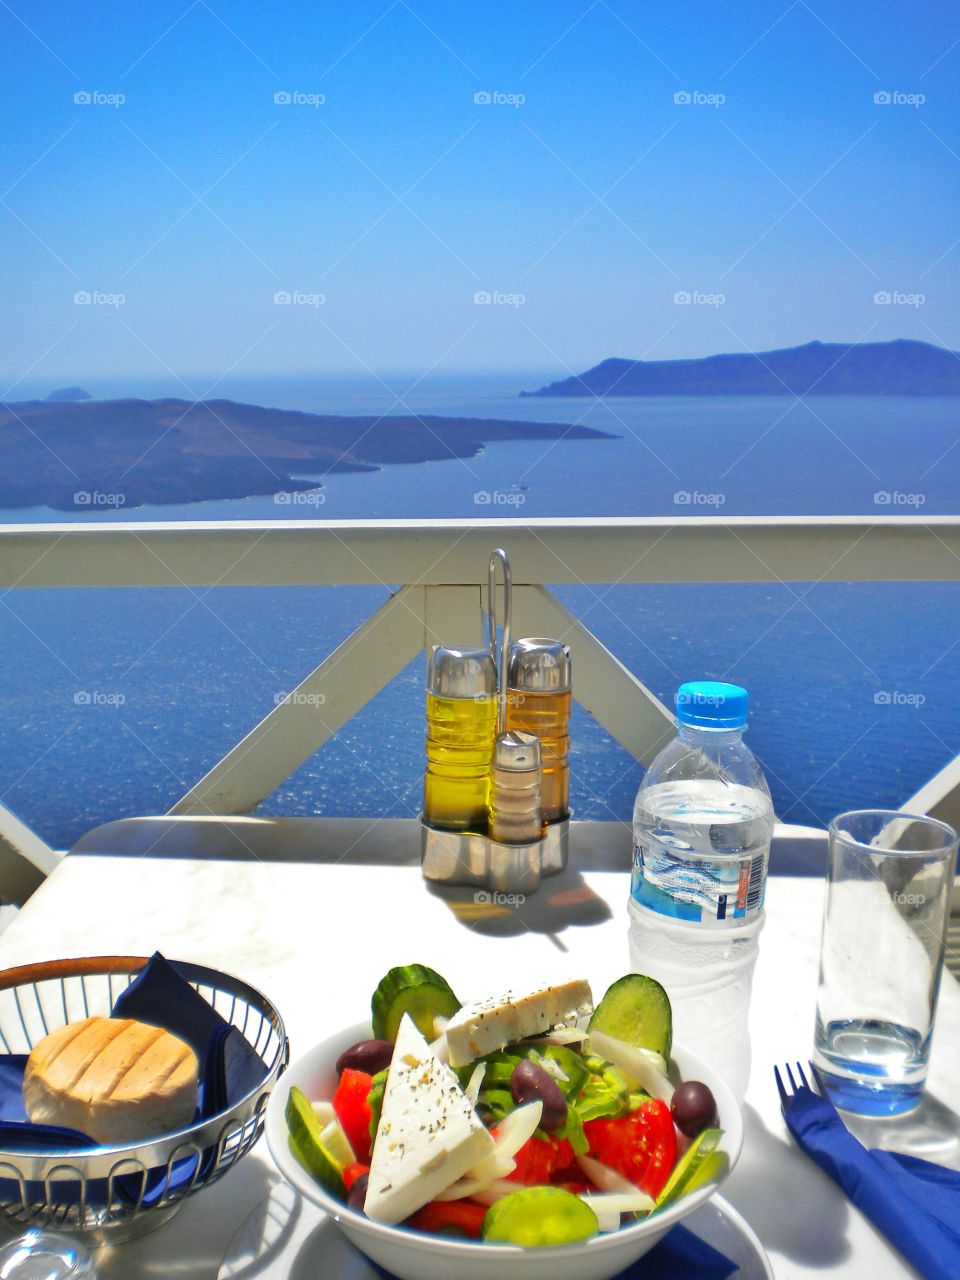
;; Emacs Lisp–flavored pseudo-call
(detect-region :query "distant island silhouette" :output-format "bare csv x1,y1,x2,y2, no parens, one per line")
523,339,960,397
45,386,92,402
0,396,615,511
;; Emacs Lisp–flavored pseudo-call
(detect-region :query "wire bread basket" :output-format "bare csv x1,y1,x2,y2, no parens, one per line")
0,956,288,1244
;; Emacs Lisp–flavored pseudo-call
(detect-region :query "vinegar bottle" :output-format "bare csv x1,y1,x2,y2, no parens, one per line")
424,644,497,832
505,638,572,823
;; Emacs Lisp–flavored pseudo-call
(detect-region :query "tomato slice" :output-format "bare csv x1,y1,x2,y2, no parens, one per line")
332,1068,374,1164
407,1199,487,1238
583,1099,678,1198
505,1134,575,1185
342,1161,369,1191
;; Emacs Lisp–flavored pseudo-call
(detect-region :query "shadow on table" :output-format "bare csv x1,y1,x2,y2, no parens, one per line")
726,1103,853,1270
425,863,613,946
93,1154,281,1280
844,1091,960,1169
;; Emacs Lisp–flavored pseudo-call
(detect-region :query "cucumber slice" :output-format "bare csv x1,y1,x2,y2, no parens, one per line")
588,974,673,1059
482,1186,599,1247
370,964,461,1042
285,1086,346,1199
656,1127,727,1208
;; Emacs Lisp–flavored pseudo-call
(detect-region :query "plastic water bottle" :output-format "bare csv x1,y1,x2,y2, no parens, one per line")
629,681,774,1103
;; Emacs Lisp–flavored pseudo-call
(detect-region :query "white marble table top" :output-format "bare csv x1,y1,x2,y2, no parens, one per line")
1,816,956,1279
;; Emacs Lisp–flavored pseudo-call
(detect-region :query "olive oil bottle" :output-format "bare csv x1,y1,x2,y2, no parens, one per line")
424,644,497,831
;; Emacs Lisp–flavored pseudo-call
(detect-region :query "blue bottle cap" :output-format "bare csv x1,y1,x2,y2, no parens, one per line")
676,681,749,729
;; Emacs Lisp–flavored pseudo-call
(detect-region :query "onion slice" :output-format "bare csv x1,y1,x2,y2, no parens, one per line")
434,1155,516,1200
490,1100,543,1159
464,1062,486,1106
311,1100,335,1126
593,1210,621,1234
579,1190,655,1216
587,1029,674,1102
529,1026,587,1046
576,1153,636,1193
469,1178,522,1206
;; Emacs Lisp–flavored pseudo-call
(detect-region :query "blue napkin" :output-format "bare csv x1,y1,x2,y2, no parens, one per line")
785,1085,960,1280
0,952,268,1207
622,1223,737,1277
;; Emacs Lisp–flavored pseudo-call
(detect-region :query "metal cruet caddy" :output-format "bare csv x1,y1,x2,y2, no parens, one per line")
420,547,571,893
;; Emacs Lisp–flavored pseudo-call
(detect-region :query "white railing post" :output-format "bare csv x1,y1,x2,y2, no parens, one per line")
171,585,427,816
0,803,61,904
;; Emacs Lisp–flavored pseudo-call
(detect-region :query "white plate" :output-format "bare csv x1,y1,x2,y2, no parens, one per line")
219,1180,773,1279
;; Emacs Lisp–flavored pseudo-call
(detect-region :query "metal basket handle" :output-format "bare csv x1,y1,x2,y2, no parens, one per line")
0,955,151,994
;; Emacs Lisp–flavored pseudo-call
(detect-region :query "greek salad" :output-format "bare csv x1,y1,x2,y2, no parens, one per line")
285,965,727,1248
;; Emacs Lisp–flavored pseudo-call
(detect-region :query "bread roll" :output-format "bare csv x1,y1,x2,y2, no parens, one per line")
24,1016,200,1144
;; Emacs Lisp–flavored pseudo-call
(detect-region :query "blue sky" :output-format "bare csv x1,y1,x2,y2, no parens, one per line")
1,0,958,388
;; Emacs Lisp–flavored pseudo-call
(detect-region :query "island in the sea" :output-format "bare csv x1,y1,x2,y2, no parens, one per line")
0,396,615,510
523,338,960,397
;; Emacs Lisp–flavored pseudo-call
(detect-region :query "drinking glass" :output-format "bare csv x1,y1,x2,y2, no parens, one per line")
813,809,958,1115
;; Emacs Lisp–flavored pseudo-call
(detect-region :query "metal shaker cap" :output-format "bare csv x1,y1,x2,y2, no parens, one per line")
427,644,497,698
493,731,541,771
507,638,572,692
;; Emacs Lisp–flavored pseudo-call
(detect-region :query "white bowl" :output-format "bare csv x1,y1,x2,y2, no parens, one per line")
266,1020,743,1280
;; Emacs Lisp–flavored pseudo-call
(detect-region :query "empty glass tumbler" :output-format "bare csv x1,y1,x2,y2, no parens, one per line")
813,809,958,1115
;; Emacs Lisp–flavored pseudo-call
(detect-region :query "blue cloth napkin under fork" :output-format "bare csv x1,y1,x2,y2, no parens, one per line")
785,1084,960,1280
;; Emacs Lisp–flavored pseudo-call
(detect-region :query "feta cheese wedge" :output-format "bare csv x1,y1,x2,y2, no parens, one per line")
364,1014,494,1224
445,979,593,1067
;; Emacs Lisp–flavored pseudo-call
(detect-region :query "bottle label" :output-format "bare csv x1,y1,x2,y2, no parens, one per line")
631,841,766,924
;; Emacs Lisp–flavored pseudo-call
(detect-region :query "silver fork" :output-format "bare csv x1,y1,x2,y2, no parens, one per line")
774,1060,830,1115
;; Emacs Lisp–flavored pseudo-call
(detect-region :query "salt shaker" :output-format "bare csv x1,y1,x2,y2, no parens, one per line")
489,730,543,844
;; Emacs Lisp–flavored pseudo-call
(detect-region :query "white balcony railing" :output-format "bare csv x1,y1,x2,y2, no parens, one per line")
2,515,960,898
